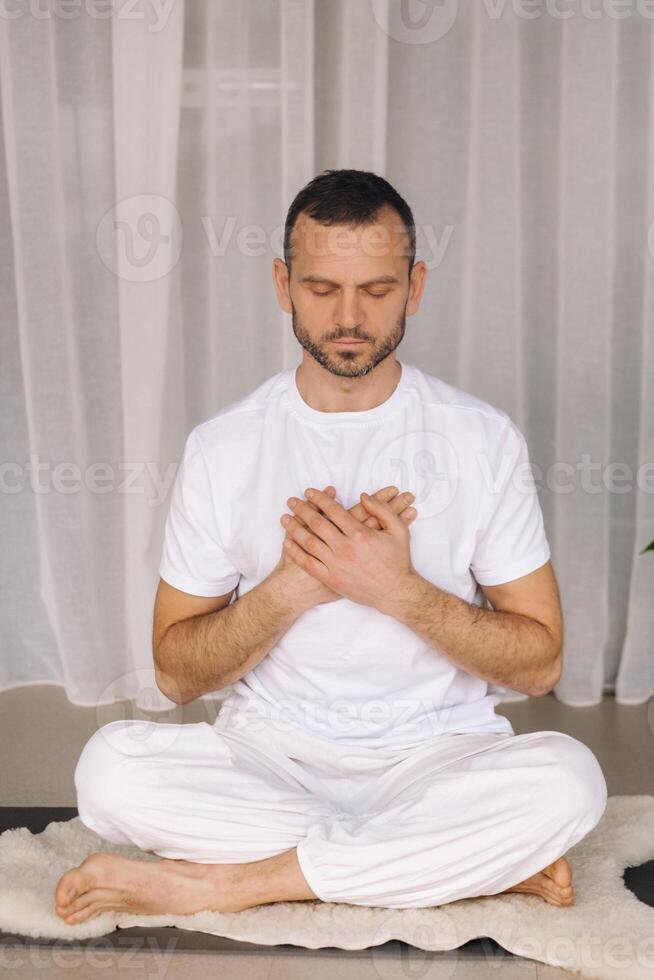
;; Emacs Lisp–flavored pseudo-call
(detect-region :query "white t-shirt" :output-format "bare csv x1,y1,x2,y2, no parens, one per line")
158,360,551,745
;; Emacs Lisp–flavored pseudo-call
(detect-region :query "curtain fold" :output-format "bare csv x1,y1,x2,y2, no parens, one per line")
0,7,124,701
0,0,652,709
551,12,616,706
111,0,185,708
615,24,654,704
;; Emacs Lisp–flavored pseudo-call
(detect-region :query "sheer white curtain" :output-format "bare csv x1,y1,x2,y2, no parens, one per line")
0,0,652,711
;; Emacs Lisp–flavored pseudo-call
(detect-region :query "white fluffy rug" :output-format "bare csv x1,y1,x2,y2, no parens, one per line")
1,795,653,979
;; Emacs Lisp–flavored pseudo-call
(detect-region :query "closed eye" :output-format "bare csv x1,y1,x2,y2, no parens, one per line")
311,289,391,299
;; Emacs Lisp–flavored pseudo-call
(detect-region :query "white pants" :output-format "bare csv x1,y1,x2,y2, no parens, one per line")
73,713,608,909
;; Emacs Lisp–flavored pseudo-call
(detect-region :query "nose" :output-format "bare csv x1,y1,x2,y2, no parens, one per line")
333,288,365,332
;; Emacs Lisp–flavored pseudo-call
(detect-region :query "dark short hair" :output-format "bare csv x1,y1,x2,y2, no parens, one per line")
283,169,416,276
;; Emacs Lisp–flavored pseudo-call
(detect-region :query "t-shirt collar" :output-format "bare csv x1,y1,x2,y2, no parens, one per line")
285,359,412,425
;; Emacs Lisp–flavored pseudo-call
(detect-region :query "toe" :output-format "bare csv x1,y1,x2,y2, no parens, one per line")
59,893,91,918
61,892,108,924
551,884,574,906
549,858,573,888
54,871,77,907
64,905,95,924
63,887,127,920
54,852,109,908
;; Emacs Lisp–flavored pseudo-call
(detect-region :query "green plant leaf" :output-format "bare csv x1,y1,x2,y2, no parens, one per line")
640,539,654,555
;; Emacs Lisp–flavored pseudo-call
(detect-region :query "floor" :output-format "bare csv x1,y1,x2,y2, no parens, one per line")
1,684,652,979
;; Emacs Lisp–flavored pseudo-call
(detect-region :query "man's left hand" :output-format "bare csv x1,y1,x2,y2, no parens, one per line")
282,487,417,610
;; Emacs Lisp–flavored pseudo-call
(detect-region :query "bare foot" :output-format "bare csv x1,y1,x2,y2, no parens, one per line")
54,851,243,924
499,856,574,906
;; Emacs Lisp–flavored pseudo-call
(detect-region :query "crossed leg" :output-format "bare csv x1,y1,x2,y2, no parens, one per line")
56,718,330,923
55,845,315,922
54,844,576,924
55,721,607,923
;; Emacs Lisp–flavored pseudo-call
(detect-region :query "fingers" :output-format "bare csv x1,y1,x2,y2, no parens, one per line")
296,488,362,538
349,487,418,529
281,511,334,562
349,485,397,524
284,486,417,536
363,508,417,529
291,485,336,528
286,494,345,548
364,490,416,528
389,490,415,516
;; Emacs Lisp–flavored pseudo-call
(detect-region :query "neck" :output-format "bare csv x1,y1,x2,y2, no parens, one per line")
295,357,401,413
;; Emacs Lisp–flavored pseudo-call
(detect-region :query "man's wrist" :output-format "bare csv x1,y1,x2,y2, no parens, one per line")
266,567,317,618
375,568,426,621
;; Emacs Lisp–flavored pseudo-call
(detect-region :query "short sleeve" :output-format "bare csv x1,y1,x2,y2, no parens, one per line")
470,421,551,586
158,429,241,597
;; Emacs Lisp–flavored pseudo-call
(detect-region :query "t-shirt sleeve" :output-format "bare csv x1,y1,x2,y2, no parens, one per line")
470,420,551,587
158,429,241,597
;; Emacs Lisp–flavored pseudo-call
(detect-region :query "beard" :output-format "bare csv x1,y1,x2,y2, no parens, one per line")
290,302,407,378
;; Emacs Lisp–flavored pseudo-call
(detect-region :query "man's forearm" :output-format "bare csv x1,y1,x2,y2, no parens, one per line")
156,572,311,704
378,572,560,697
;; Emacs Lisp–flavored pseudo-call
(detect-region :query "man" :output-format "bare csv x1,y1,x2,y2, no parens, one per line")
55,169,607,924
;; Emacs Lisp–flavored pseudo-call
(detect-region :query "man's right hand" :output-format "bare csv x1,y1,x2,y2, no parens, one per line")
272,485,417,609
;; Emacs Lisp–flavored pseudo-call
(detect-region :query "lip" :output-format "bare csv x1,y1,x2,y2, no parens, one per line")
330,339,368,345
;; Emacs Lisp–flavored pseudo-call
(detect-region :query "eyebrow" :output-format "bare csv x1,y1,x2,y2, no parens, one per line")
298,274,401,287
